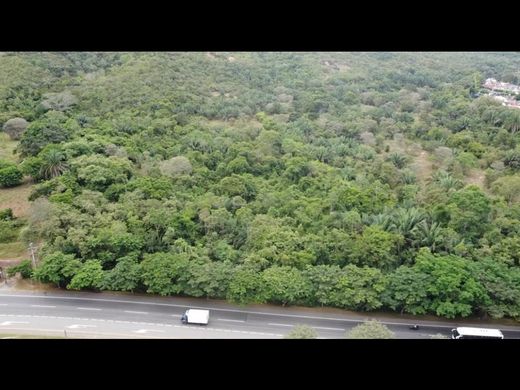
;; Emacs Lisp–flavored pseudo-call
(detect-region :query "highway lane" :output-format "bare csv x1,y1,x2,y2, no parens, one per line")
1,291,519,339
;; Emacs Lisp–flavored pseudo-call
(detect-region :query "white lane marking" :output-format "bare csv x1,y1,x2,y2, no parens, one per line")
170,314,181,317
268,323,293,327
0,321,29,326
133,329,164,334
124,311,148,315
76,307,102,311
0,304,8,306
30,305,56,308
66,324,97,329
313,326,346,331
0,293,468,330
1,337,17,339
0,294,474,334
216,319,245,323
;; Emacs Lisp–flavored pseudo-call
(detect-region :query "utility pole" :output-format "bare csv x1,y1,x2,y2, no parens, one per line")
29,243,37,269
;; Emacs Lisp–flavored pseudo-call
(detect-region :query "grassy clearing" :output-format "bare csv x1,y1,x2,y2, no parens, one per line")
0,133,33,218
0,181,33,218
0,133,19,163
0,241,26,259
464,168,486,191
384,138,434,187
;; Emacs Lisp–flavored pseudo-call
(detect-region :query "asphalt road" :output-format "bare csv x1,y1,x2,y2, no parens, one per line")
1,290,519,339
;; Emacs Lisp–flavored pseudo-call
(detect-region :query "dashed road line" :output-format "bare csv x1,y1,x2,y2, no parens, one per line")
1,293,509,330
0,313,282,337
268,323,293,327
76,307,102,311
217,319,245,323
30,305,56,308
124,311,148,315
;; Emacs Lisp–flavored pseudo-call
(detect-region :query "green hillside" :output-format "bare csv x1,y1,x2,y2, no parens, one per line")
1,52,520,319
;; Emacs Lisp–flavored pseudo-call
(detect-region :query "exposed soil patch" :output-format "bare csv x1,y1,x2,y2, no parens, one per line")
464,168,486,190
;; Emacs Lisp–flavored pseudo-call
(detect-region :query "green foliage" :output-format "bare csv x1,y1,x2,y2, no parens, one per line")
67,260,104,290
126,176,174,199
71,154,133,192
388,153,408,169
33,252,82,288
183,261,235,299
447,186,491,242
0,208,14,220
7,260,33,278
18,111,73,157
0,220,20,243
0,164,23,187
491,175,520,205
490,236,520,266
413,249,489,318
284,325,318,339
20,156,44,181
334,182,396,214
227,266,266,304
346,320,395,339
330,264,387,310
101,255,142,292
304,264,341,306
38,147,68,180
3,52,520,320
261,266,312,305
349,226,404,270
140,252,189,296
382,266,431,315
470,259,520,319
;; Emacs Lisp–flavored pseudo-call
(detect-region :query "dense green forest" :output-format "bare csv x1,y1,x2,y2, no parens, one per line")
1,52,520,320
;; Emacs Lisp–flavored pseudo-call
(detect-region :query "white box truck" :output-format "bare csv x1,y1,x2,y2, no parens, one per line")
181,309,210,325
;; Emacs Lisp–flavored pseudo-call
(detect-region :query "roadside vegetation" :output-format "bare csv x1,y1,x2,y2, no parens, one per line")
1,52,520,320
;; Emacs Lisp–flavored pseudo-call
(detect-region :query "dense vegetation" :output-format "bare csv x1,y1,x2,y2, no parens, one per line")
2,52,520,320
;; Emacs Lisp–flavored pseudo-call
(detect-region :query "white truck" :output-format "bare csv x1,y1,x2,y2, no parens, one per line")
181,309,210,325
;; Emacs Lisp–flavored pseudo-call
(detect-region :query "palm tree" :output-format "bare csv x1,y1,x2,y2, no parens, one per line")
431,170,463,191
388,153,408,169
413,220,442,252
39,149,68,180
503,109,520,135
363,213,393,231
391,207,426,238
401,169,417,185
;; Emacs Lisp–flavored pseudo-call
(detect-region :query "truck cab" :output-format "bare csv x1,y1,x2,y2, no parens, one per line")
181,309,210,325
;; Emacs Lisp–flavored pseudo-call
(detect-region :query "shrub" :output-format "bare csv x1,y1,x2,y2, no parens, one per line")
0,165,23,187
345,320,395,339
284,325,318,339
0,208,14,221
7,260,33,279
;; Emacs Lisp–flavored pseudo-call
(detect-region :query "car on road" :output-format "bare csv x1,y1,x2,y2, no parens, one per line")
181,309,210,325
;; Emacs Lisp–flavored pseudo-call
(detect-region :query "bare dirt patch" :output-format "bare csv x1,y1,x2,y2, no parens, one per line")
410,149,434,185
464,169,486,190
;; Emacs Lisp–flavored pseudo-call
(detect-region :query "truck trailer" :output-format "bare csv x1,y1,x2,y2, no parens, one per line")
181,309,210,325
